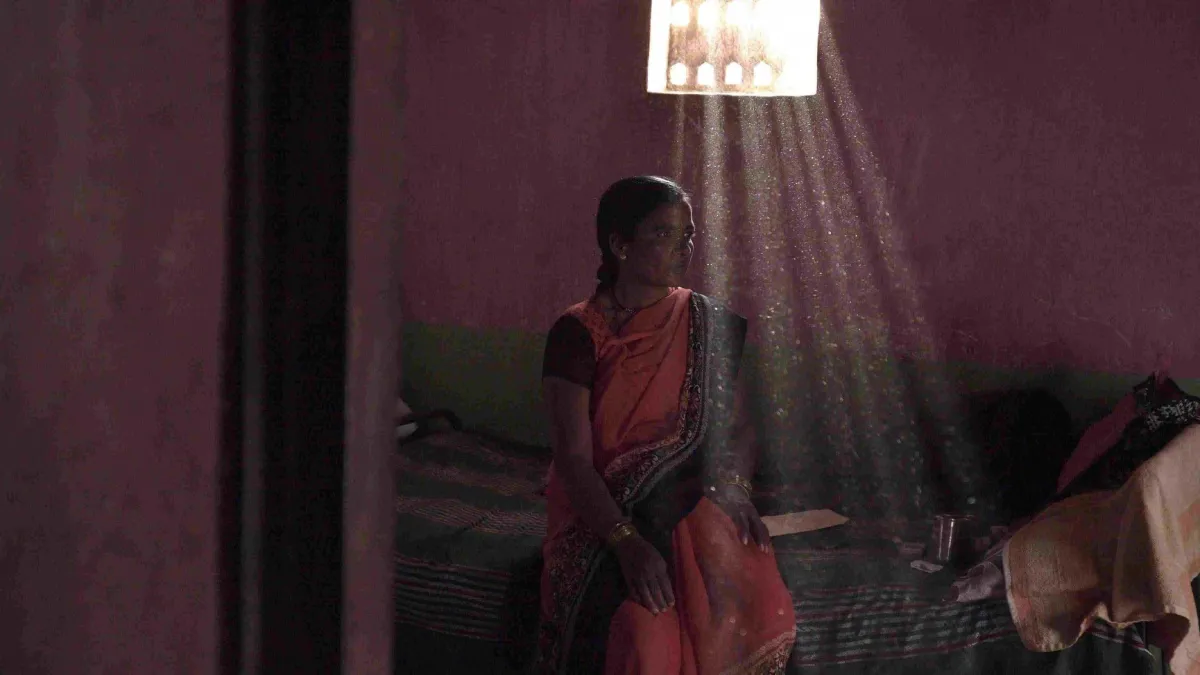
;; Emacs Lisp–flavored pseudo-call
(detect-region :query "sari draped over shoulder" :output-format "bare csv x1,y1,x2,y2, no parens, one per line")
539,288,796,674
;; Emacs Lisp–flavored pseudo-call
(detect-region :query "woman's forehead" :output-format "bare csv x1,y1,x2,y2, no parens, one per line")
640,202,693,229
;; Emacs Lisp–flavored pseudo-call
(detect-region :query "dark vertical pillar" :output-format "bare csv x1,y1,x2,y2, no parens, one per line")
223,2,355,674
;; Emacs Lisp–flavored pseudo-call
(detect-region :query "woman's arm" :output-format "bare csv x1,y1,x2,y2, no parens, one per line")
726,375,759,479
543,375,676,614
708,369,772,551
542,376,625,538
705,366,759,488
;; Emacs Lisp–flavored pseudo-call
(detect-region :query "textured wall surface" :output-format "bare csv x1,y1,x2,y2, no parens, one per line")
397,0,1200,378
345,0,405,672
2,2,408,672
0,2,228,672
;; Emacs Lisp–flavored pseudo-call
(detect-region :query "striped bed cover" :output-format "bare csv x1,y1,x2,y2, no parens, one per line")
393,431,547,673
392,432,1163,674
773,531,1160,673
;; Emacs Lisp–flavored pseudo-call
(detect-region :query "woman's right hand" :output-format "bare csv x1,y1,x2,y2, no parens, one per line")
613,535,675,615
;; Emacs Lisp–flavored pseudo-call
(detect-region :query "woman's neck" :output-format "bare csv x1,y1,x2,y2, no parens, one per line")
611,281,672,311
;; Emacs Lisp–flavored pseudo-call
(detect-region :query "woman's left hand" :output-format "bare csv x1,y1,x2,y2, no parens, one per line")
710,485,771,552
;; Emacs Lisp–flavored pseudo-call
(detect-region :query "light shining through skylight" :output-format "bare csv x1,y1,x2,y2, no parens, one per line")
697,1,721,30
669,62,689,85
725,0,751,27
671,2,691,27
753,62,773,87
647,0,821,97
725,62,744,85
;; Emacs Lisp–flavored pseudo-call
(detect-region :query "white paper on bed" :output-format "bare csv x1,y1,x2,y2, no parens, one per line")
395,397,418,440
761,509,849,537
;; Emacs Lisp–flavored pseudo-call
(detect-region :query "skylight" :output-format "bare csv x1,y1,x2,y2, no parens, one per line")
648,0,821,97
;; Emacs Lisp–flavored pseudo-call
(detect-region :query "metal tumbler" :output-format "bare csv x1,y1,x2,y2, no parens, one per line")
927,514,974,565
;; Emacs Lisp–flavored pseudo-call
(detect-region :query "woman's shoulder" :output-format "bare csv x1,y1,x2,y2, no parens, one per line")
543,300,601,386
544,297,600,345
551,297,606,339
557,297,594,320
686,291,748,325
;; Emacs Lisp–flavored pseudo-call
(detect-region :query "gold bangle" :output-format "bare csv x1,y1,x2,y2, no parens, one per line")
606,521,637,548
719,471,753,497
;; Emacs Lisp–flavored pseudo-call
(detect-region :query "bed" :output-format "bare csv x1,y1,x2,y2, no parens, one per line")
771,522,1161,674
392,429,546,673
392,427,1166,674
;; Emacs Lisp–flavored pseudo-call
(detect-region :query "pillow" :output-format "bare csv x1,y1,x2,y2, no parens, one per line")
1055,372,1187,494
1055,394,1137,494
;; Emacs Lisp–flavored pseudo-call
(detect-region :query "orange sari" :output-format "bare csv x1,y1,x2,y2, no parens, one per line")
538,289,796,674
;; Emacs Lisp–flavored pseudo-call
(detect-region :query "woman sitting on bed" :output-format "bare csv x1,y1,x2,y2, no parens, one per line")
537,176,796,674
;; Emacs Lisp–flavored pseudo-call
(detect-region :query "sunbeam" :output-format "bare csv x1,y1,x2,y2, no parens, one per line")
736,99,798,439
698,96,734,295
667,17,995,520
817,29,991,514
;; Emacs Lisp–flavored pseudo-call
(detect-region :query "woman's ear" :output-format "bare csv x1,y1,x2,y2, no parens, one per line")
608,232,626,261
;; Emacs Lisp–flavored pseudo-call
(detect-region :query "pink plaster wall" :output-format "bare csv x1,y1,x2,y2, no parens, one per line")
345,0,405,672
398,0,1200,377
0,1,227,673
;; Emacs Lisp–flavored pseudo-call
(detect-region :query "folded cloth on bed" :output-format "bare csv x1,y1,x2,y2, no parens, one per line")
953,538,1008,603
1004,424,1200,675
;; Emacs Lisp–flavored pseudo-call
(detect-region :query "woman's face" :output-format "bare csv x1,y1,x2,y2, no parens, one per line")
612,202,697,288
